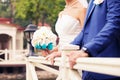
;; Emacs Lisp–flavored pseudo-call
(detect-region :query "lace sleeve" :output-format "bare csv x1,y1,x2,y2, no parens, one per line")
78,0,88,8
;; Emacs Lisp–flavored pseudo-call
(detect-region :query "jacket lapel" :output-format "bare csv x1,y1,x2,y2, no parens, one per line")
87,4,96,20
84,0,96,26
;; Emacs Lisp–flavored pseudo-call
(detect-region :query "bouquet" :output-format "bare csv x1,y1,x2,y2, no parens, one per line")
31,27,57,56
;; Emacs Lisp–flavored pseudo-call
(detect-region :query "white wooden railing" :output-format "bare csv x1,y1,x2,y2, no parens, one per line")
0,46,120,80
0,49,28,61
26,44,120,80
0,49,28,70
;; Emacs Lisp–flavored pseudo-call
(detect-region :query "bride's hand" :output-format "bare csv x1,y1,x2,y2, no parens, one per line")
40,50,49,57
45,52,61,65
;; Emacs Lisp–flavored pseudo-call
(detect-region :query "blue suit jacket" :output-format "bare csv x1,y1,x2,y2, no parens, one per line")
72,0,120,79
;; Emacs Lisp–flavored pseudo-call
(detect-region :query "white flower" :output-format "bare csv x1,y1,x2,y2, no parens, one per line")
31,27,57,47
94,0,104,5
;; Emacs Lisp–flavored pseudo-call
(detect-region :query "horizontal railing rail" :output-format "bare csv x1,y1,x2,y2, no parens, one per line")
0,49,28,61
0,45,120,80
27,56,120,80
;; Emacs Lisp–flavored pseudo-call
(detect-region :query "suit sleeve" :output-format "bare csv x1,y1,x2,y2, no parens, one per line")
83,0,120,56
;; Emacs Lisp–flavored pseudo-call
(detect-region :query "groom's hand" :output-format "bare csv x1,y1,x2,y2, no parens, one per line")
66,50,89,69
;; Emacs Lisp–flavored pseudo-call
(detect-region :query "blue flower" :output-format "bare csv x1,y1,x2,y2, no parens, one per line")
35,42,53,50
41,44,47,49
35,43,42,50
47,42,53,50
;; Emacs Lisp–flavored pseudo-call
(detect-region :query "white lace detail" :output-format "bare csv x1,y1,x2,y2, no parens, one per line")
78,0,88,8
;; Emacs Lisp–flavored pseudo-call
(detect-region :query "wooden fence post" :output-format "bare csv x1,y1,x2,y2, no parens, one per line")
59,44,82,80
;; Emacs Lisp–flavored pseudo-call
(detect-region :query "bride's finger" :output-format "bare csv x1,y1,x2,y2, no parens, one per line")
51,58,55,65
66,52,74,57
45,55,50,60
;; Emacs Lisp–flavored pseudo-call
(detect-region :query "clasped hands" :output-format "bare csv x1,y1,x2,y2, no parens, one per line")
45,49,89,69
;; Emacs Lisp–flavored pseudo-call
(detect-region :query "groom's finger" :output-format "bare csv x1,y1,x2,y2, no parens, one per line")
68,58,76,69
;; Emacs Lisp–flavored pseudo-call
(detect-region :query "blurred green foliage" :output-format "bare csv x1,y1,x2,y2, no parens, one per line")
0,0,90,33
15,0,65,33
0,0,65,33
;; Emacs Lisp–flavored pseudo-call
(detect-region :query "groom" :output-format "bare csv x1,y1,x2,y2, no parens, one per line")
68,0,120,80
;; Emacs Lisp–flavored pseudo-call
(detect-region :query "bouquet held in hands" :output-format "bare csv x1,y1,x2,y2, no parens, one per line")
31,27,57,56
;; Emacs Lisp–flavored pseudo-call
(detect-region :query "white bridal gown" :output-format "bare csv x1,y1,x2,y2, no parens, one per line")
55,0,88,80
55,14,82,45
56,15,82,80
55,0,88,46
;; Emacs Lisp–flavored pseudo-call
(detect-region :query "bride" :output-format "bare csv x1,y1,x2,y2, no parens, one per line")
34,0,88,55
45,0,88,80
56,0,88,45
47,0,88,54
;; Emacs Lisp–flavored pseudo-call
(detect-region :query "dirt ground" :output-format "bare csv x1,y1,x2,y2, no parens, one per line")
0,66,57,80
0,71,57,80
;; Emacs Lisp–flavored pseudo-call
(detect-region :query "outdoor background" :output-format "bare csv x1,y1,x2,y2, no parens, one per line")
0,0,90,80
0,0,90,34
